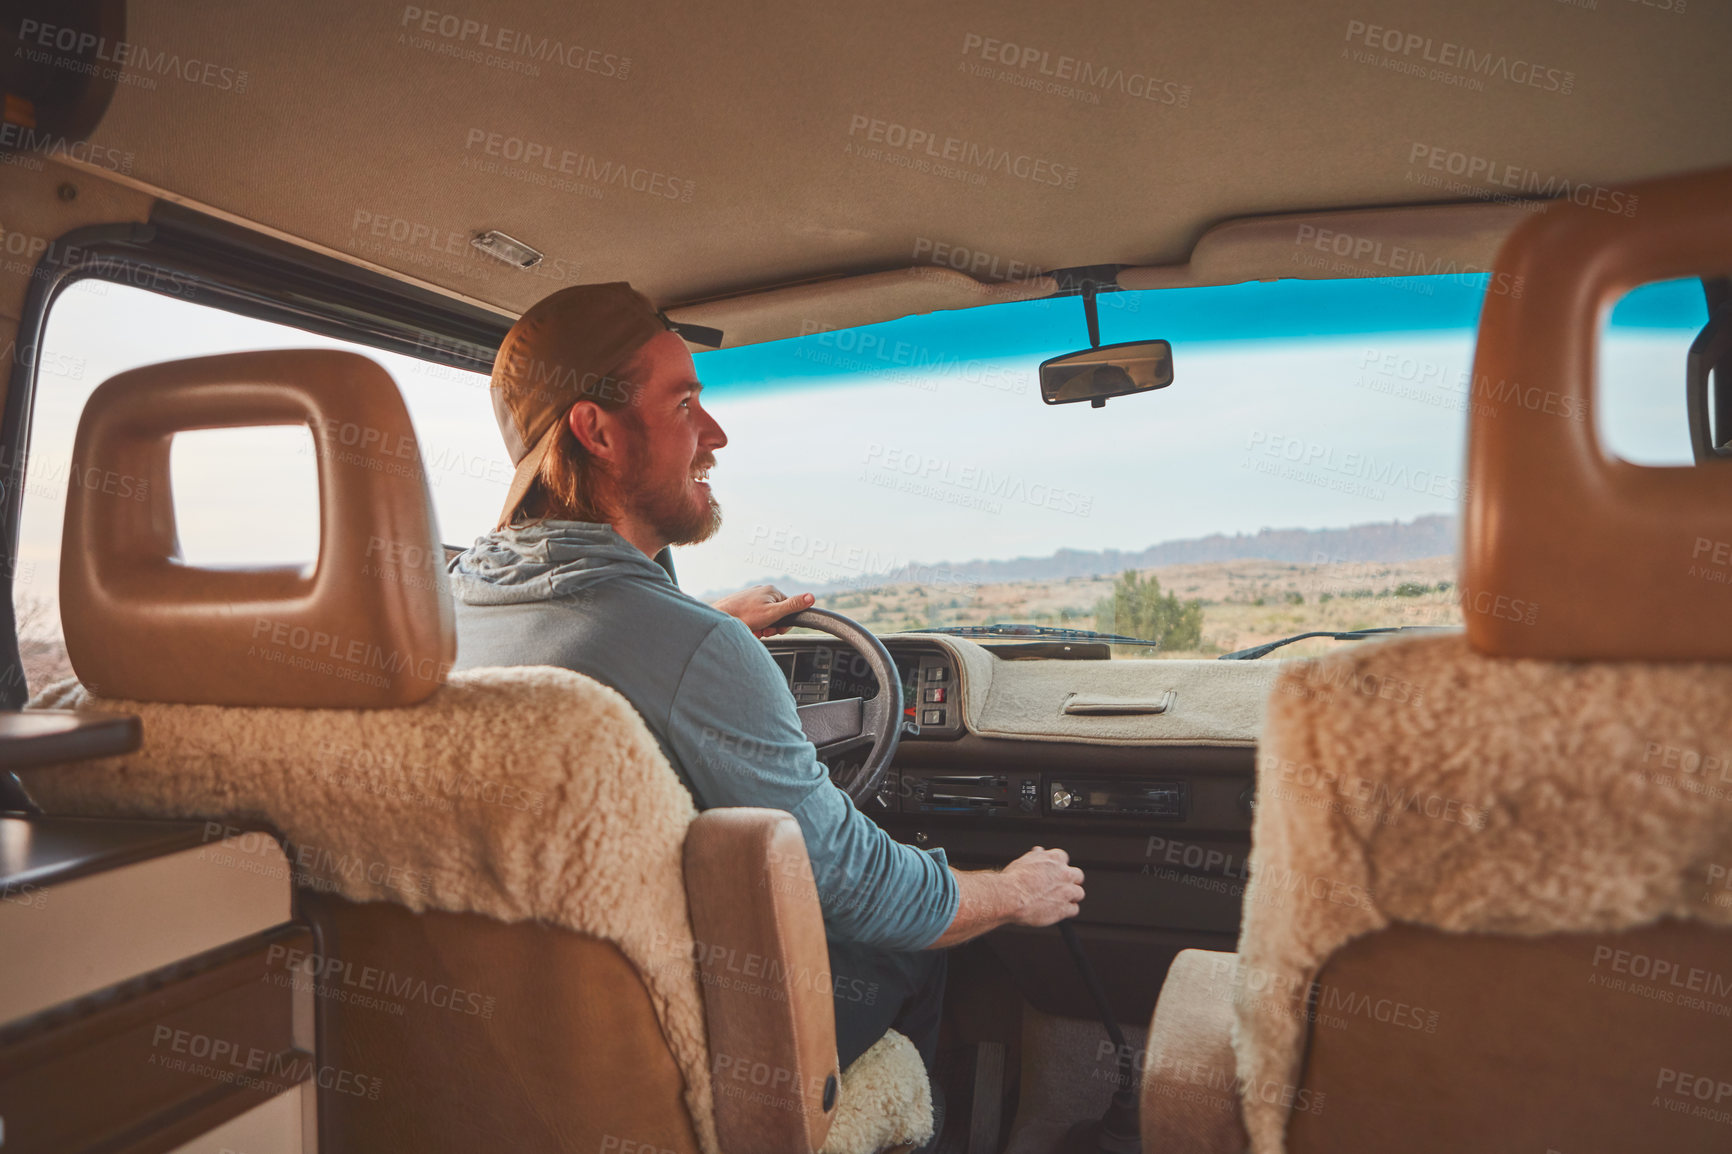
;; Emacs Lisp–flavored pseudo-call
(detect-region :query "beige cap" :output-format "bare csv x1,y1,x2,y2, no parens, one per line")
490,282,668,529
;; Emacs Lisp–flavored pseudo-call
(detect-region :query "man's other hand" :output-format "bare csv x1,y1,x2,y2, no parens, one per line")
929,846,1086,948
711,585,815,638
1002,846,1086,927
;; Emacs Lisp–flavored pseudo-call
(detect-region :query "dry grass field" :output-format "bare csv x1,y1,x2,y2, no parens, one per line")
820,556,1460,659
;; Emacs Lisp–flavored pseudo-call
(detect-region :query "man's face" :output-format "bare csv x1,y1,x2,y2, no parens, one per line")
592,330,728,545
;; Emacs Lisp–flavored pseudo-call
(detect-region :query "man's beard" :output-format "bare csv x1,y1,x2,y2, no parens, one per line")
628,453,722,546
658,482,723,546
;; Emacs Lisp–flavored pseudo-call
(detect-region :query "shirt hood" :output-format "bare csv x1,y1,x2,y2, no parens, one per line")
448,520,673,606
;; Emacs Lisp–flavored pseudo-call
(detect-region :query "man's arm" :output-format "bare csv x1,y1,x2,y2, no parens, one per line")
666,617,959,950
926,847,1086,949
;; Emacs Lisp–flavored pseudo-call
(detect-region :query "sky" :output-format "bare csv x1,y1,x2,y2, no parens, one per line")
13,273,1708,610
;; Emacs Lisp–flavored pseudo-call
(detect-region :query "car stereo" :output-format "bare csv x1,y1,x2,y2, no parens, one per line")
896,770,1188,820
1046,777,1186,819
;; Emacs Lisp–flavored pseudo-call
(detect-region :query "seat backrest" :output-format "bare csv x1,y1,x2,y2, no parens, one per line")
25,350,842,1154
1227,167,1732,1154
292,804,840,1154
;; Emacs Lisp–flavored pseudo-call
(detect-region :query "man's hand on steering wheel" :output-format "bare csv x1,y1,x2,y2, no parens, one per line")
711,585,815,638
771,608,904,806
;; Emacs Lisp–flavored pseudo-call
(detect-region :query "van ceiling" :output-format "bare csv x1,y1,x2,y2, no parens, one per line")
64,0,1732,324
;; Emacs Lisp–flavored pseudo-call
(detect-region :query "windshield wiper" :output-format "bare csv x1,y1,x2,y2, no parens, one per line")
1217,626,1454,661
896,624,1162,647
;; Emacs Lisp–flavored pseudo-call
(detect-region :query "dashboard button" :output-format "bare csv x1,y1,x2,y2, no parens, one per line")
922,709,944,726
922,687,947,704
926,666,947,682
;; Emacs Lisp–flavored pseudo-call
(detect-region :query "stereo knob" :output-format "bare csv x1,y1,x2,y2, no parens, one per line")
1052,788,1074,810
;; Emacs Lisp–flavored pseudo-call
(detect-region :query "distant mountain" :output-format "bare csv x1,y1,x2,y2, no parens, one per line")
721,514,1457,596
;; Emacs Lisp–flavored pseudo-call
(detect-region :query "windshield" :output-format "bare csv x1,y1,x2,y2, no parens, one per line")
679,272,1703,659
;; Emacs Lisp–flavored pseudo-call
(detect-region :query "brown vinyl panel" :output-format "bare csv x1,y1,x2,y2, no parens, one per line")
0,924,312,1154
684,808,841,1154
298,892,704,1154
1287,921,1732,1154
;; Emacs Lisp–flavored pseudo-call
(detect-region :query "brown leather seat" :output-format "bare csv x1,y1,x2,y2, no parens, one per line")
1140,165,1732,1154
22,349,931,1154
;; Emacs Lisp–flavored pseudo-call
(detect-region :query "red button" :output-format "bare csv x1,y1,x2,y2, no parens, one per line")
923,688,946,704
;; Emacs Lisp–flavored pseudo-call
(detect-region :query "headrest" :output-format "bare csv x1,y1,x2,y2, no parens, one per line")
1464,165,1732,660
60,350,454,707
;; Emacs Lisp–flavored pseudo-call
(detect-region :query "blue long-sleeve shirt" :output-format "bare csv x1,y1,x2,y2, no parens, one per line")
447,520,958,951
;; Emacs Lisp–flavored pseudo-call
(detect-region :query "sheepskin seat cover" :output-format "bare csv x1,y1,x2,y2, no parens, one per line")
22,667,932,1154
822,1028,934,1154
1236,633,1732,1153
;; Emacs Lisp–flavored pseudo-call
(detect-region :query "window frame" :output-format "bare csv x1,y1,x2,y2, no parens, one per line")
0,202,512,707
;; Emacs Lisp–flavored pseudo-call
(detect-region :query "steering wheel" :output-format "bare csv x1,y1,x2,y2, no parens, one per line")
778,608,903,804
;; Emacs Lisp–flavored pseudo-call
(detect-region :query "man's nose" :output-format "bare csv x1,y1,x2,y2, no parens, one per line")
700,407,728,450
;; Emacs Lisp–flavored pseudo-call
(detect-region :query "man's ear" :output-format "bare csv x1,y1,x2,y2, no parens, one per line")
566,400,618,461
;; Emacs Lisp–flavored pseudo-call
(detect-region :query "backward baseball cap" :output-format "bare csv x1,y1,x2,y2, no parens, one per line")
490,282,670,529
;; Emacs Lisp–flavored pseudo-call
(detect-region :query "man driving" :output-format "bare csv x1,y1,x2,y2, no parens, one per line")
449,283,1085,1076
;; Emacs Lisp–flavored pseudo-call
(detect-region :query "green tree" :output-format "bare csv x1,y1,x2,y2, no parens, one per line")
1092,570,1204,651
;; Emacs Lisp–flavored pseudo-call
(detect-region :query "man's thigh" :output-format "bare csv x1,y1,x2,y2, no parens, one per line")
827,936,947,1071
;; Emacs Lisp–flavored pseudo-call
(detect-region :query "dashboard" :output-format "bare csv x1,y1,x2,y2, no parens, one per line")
769,641,964,737
764,635,1254,828
764,631,1261,1023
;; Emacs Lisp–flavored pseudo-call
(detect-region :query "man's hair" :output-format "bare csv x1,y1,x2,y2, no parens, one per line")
513,350,646,526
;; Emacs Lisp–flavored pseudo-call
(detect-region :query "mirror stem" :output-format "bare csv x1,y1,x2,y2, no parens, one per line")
1083,283,1101,349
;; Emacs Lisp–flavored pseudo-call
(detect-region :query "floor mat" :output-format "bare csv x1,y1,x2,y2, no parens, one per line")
1002,1007,1146,1154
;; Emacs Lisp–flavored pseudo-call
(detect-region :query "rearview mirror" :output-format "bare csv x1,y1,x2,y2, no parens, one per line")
1039,340,1174,407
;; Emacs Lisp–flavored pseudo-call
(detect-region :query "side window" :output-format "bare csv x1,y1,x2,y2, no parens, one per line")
1596,277,1711,466
12,280,503,698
